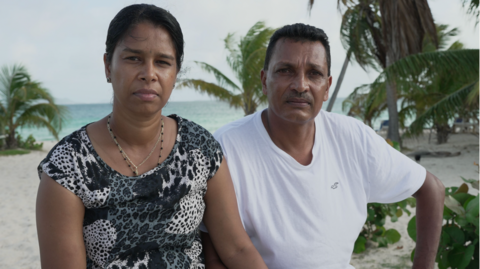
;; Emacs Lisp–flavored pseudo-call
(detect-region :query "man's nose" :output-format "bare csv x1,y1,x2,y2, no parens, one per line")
291,73,308,93
139,61,157,82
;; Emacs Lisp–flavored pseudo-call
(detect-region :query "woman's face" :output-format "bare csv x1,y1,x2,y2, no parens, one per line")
104,22,177,116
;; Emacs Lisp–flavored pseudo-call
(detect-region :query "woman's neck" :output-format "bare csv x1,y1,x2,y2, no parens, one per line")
109,105,163,147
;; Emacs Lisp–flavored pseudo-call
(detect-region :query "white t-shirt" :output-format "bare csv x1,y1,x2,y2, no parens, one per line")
204,109,426,269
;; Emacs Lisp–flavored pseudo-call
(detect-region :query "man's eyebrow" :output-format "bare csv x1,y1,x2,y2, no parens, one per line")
307,62,323,70
274,61,295,68
122,47,175,60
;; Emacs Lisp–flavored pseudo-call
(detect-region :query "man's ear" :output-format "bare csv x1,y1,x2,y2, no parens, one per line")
323,75,333,101
103,53,111,80
261,69,267,95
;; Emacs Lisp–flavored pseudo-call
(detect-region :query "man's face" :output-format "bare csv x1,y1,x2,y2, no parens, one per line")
261,38,332,124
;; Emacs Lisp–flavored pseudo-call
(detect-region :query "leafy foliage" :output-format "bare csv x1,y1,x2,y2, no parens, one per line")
0,64,67,149
354,198,416,253
408,178,479,268
343,23,479,144
179,21,275,115
16,133,43,150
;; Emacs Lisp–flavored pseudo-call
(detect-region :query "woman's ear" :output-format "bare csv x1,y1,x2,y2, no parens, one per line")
103,53,111,82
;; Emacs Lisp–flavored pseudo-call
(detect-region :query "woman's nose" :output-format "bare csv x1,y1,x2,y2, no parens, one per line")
139,62,157,82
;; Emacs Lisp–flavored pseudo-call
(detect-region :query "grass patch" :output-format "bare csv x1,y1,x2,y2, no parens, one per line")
0,149,31,156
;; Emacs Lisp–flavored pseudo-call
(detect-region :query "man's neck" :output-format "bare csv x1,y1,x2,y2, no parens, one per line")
261,109,315,166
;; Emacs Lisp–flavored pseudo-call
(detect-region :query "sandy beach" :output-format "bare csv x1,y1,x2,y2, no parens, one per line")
0,133,478,269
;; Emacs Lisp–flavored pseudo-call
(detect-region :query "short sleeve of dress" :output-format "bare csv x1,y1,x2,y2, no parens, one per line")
363,124,426,203
38,135,84,195
204,135,224,180
37,130,110,208
179,118,224,181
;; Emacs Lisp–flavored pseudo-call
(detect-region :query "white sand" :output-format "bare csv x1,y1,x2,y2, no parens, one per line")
0,134,478,268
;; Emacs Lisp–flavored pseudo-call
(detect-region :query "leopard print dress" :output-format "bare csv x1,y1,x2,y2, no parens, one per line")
38,115,223,269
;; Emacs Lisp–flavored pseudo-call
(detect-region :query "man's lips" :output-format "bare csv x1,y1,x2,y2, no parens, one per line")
286,98,310,107
133,89,158,101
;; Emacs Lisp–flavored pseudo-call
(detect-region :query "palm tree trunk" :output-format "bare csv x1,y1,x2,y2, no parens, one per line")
385,54,401,144
326,52,350,112
435,123,450,144
6,129,17,149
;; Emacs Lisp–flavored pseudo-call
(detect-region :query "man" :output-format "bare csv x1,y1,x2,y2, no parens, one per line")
201,23,445,269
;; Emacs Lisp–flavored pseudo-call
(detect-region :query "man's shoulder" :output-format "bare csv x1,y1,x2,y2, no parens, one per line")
214,112,258,141
318,110,366,133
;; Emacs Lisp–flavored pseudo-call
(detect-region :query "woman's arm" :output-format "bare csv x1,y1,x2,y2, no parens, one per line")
36,173,86,268
201,231,227,269
203,159,267,269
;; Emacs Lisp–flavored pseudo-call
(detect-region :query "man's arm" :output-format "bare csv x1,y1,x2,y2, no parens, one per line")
412,171,445,269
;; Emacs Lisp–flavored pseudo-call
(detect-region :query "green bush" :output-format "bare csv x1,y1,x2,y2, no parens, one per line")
354,198,416,253
16,133,43,150
408,178,479,269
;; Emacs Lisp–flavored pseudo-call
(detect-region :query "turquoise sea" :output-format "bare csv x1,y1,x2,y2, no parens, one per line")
17,98,388,142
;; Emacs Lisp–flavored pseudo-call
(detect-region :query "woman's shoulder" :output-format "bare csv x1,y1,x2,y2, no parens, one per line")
42,125,91,161
169,114,223,163
169,114,217,145
37,125,91,183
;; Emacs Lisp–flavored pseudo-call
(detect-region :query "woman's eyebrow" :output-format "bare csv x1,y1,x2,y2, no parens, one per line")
122,47,142,54
122,47,174,60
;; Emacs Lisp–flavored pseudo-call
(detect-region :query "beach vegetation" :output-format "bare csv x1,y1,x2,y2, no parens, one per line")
0,149,30,156
354,198,416,253
16,134,43,150
408,177,479,269
0,64,67,149
178,21,275,115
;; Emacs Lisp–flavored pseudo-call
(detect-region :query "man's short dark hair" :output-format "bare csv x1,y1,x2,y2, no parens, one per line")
264,23,331,76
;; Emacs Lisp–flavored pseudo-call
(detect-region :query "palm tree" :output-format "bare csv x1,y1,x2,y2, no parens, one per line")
342,82,387,128
308,0,438,145
0,64,67,149
362,23,479,144
178,21,275,115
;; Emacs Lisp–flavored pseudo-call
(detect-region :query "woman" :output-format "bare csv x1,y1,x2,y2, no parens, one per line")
36,4,266,269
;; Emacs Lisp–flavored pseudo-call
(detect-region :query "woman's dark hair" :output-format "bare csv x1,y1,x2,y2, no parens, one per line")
264,23,331,76
105,4,184,72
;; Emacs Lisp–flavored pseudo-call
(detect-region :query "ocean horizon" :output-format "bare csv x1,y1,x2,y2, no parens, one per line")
17,98,389,142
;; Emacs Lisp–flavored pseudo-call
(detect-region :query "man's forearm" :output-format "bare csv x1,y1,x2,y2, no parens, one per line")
412,171,445,269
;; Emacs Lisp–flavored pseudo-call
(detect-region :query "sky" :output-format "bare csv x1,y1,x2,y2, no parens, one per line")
0,0,478,104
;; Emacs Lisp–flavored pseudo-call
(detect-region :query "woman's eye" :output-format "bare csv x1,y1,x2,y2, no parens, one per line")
157,60,171,66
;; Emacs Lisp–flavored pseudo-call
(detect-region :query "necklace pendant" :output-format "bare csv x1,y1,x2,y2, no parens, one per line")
134,169,138,176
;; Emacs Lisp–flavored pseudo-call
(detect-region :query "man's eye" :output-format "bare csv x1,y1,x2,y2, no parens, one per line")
277,68,290,73
126,56,140,61
310,70,321,76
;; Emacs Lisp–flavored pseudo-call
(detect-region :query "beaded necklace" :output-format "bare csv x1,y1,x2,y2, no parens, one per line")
107,114,164,176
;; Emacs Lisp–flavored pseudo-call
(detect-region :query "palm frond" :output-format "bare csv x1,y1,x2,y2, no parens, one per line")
184,21,273,115
406,80,479,136
379,49,479,86
177,79,242,110
193,62,240,92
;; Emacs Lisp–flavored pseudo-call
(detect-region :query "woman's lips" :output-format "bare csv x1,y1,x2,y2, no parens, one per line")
133,89,158,101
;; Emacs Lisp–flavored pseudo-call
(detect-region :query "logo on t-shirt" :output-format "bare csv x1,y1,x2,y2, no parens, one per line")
331,182,339,189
